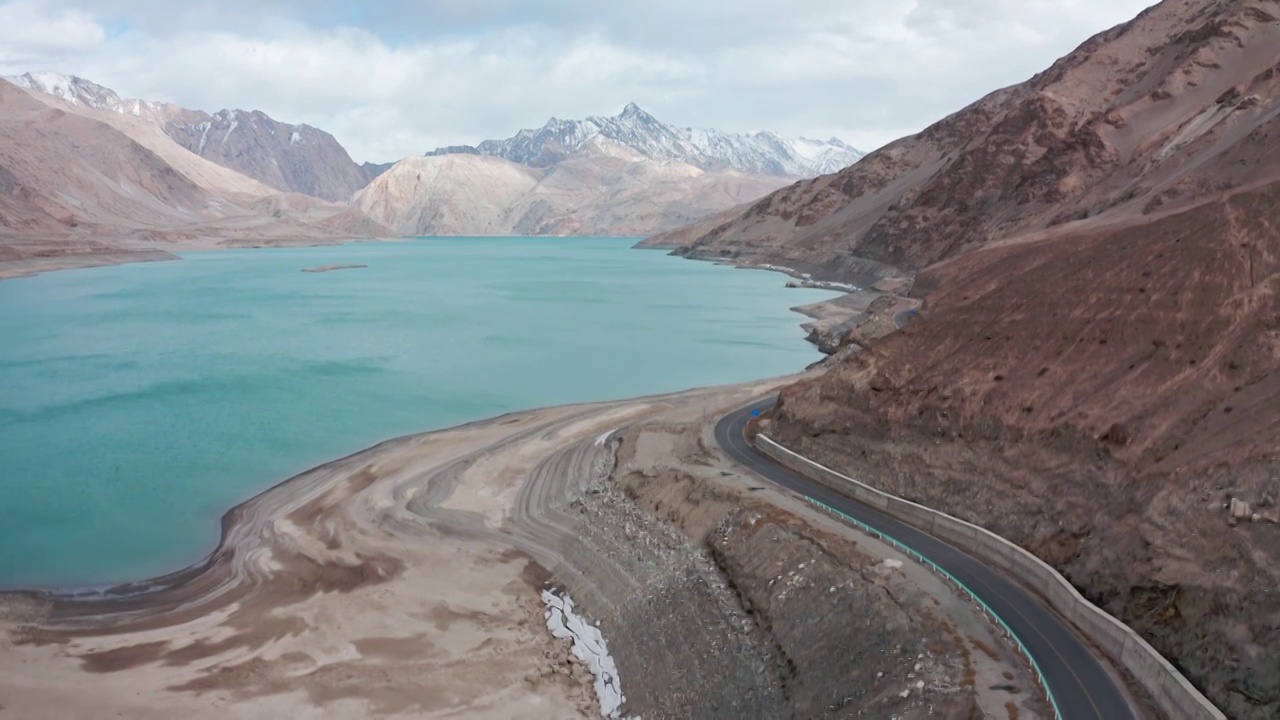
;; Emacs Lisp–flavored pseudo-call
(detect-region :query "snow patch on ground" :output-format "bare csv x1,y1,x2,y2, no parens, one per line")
542,589,626,718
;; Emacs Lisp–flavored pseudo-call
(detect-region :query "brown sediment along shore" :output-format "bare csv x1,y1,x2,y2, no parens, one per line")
0,376,1047,719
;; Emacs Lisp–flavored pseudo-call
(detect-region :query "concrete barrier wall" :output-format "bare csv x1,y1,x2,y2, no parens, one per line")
755,435,1224,720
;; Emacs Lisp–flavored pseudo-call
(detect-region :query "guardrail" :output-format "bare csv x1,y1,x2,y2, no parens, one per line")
756,434,1225,720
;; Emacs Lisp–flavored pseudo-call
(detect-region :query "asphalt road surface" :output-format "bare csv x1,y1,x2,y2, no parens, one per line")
716,399,1139,720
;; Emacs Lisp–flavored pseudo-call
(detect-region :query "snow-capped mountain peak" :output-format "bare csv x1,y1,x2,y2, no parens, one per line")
428,103,863,178
3,71,180,122
6,72,123,110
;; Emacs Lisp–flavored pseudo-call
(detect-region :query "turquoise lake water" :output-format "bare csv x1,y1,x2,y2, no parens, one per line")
0,238,835,589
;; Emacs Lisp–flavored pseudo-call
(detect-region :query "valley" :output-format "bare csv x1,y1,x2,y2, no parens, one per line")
4,0,1277,717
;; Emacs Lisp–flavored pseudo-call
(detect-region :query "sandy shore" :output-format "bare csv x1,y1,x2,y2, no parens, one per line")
0,372,1048,718
0,236,395,281
0,250,181,280
0,380,774,718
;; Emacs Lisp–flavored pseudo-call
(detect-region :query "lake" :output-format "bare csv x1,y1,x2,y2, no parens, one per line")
0,237,835,589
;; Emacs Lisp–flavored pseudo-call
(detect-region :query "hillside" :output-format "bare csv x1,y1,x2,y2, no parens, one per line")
163,109,373,202
644,0,1280,284
9,73,374,202
0,78,388,277
357,137,792,236
639,0,1280,717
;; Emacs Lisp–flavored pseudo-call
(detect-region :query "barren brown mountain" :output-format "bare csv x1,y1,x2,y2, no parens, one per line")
9,73,376,202
0,79,388,277
651,0,1280,717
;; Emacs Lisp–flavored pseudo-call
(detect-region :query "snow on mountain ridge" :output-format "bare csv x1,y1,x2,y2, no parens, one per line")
430,104,864,178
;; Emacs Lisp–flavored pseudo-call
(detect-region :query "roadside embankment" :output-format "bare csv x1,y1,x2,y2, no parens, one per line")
755,434,1225,720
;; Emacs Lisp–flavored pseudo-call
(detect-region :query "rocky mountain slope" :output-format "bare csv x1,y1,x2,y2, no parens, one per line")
643,0,1280,282
643,0,1280,717
427,103,863,177
360,135,793,236
9,73,373,202
163,109,373,202
0,78,387,276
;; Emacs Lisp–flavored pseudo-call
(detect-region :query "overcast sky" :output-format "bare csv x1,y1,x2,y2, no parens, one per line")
0,0,1155,163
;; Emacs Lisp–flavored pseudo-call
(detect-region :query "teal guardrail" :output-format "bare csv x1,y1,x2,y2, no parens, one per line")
803,496,1065,720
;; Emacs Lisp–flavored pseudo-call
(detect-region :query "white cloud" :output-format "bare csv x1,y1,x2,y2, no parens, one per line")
0,0,1158,163
0,2,104,64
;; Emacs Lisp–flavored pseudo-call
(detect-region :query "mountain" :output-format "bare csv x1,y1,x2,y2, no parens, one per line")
3,71,188,124
355,145,790,236
0,77,387,277
361,161,396,179
363,103,854,237
162,108,373,202
647,1,1280,717
644,0,1280,280
7,72,373,202
427,103,864,177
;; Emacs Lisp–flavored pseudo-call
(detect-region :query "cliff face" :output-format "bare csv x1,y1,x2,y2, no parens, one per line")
705,1,1280,716
646,0,1280,283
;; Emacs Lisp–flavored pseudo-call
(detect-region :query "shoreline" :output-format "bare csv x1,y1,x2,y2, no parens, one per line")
0,372,1047,719
0,378,790,718
0,378,793,602
1,238,857,596
0,237,395,282
0,240,985,718
0,250,182,280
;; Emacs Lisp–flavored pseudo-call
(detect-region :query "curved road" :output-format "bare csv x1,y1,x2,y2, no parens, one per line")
716,399,1137,720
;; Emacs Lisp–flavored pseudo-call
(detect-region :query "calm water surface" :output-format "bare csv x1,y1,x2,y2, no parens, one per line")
0,237,835,588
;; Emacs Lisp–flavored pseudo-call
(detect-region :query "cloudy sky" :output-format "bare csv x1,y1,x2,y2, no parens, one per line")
0,0,1155,163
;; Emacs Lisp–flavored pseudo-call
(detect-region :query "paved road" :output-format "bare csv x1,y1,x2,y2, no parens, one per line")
715,399,1138,720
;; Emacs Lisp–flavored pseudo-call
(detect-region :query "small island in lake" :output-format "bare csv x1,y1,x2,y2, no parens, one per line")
302,264,368,273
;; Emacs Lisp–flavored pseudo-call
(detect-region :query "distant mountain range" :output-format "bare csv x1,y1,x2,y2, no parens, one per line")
5,72,375,202
353,103,864,236
426,103,863,177
2,72,867,265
